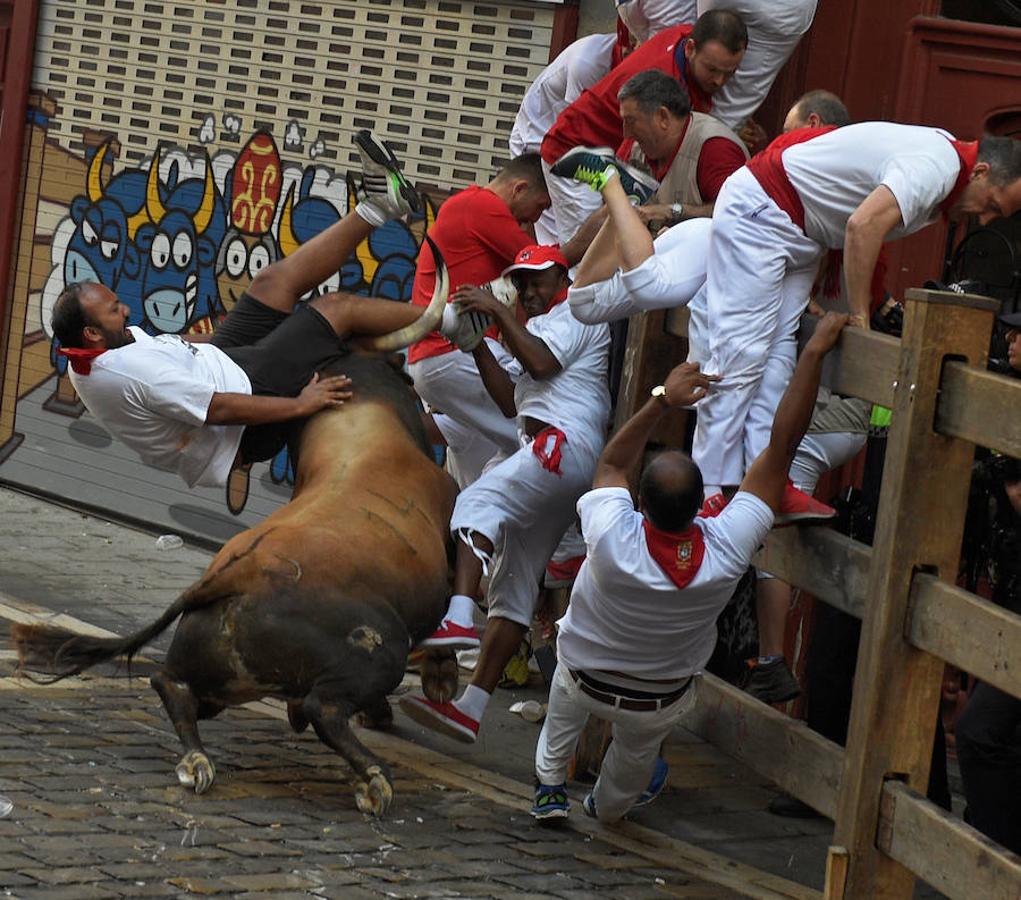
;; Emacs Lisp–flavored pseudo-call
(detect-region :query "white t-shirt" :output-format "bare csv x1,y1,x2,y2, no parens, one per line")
557,488,773,679
509,33,616,157
69,326,252,488
507,300,610,450
781,122,962,249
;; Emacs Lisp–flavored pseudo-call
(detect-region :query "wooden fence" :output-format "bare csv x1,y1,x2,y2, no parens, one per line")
658,288,1021,899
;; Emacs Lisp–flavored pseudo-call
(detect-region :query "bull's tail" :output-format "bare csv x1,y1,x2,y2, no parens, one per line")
11,532,270,681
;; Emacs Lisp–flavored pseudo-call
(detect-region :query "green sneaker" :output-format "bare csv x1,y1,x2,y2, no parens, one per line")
531,783,570,820
551,146,657,204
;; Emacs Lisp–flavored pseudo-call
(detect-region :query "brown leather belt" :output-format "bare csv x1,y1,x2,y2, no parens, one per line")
569,669,692,712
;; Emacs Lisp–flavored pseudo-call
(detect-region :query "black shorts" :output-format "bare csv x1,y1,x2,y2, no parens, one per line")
212,292,349,463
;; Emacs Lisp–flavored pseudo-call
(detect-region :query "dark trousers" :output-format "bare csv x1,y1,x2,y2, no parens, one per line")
805,602,951,810
956,681,1021,854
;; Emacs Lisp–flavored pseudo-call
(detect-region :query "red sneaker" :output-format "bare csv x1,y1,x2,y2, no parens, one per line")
698,492,728,518
775,482,836,526
419,620,480,650
399,694,479,743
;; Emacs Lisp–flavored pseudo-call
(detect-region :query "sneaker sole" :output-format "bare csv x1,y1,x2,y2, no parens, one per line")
398,698,478,743
531,807,569,820
418,635,481,650
353,130,422,214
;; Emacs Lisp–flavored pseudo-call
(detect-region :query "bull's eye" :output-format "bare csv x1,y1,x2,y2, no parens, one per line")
248,244,270,278
151,233,170,269
100,240,119,260
225,237,246,278
82,220,98,246
173,232,193,268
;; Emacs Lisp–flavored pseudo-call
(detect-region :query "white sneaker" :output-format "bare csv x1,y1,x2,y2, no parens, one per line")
352,129,421,225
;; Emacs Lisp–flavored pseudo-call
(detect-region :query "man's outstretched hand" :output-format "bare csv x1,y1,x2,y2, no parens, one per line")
663,362,721,407
296,373,353,415
805,311,850,356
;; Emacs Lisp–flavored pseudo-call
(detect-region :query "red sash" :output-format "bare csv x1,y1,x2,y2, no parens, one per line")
531,426,567,476
938,139,979,219
642,519,705,589
57,346,106,375
746,125,838,230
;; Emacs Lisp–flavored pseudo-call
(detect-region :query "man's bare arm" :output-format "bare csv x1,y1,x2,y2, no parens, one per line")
844,186,904,327
205,373,352,425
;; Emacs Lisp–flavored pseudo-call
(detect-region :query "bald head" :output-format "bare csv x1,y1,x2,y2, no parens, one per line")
783,90,850,133
639,450,704,532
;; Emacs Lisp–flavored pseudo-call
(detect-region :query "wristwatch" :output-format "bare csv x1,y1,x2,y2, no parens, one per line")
651,384,668,406
669,202,684,223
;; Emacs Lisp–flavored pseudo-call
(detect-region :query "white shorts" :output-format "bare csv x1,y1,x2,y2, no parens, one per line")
541,158,605,247
450,428,601,627
409,339,520,480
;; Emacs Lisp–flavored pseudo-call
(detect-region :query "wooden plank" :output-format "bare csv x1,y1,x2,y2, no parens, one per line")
831,288,997,899
663,309,900,408
936,361,1021,459
687,673,843,820
878,780,1021,900
907,573,1021,701
754,528,870,620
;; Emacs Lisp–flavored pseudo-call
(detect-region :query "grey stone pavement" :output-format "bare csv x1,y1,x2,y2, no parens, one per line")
0,484,912,899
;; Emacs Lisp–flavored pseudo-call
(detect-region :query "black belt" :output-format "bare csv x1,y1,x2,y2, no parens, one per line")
569,669,692,712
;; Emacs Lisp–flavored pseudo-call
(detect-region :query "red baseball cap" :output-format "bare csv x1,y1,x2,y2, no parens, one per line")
502,244,569,277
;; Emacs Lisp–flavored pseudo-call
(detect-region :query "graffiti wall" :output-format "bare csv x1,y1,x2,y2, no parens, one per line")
0,0,555,543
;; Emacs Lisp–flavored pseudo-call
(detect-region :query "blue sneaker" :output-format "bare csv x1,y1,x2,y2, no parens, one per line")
582,792,598,818
550,146,657,205
531,783,569,820
632,757,668,808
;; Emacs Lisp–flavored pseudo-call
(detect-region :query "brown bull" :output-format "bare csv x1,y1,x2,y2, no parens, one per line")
13,251,460,816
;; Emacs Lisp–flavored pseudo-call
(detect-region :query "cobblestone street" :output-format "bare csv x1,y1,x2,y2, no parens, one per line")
0,487,820,899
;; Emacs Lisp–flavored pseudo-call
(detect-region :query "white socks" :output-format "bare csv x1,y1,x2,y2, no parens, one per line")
354,200,386,228
445,594,475,628
455,684,491,721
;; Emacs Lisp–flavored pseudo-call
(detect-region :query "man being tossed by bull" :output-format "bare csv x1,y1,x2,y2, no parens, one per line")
530,312,848,821
401,245,611,742
50,132,468,489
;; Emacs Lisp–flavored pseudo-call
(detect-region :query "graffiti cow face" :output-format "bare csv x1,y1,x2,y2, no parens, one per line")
216,228,279,312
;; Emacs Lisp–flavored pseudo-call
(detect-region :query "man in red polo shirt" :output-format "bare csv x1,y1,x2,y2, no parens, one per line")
540,9,747,244
408,154,553,494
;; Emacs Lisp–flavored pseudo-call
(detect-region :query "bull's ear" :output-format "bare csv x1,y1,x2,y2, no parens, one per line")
197,236,216,265
122,244,141,279
135,224,155,251
71,196,90,222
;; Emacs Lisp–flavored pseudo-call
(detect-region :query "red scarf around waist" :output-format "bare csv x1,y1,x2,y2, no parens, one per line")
746,125,838,230
938,139,979,219
642,519,705,590
58,346,106,375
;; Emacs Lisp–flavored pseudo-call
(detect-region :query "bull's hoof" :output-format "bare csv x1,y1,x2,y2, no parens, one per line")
420,649,459,704
176,751,216,794
354,772,394,816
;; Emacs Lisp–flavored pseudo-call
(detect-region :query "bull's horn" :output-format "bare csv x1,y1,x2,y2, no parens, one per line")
145,147,167,224
87,142,109,203
363,236,448,352
193,160,216,236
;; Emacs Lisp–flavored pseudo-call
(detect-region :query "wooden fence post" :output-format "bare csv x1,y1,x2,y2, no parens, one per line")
827,289,998,898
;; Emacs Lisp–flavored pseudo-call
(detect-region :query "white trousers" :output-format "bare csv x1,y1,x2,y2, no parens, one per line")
535,662,697,821
693,168,822,486
698,0,818,128
541,159,605,247
409,339,520,486
567,217,712,326
450,429,601,626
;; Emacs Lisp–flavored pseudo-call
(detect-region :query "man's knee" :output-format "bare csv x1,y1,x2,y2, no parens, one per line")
248,263,292,306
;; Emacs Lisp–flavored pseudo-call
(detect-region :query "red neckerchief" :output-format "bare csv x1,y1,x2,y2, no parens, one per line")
543,285,569,313
746,125,838,230
938,139,979,220
531,425,567,476
58,346,106,375
642,519,706,589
